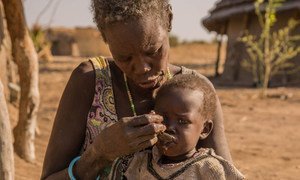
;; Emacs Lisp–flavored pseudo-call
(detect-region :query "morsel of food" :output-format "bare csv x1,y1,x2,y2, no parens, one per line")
157,132,175,144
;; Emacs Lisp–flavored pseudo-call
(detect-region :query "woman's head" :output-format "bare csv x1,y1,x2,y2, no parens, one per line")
91,0,173,90
91,0,172,40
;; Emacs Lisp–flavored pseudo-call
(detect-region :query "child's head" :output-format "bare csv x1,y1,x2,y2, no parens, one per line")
154,74,216,157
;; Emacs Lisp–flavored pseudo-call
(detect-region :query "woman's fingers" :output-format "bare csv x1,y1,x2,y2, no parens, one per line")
126,114,163,127
121,114,166,140
96,114,165,158
131,123,166,138
128,134,158,153
128,134,156,148
136,136,158,150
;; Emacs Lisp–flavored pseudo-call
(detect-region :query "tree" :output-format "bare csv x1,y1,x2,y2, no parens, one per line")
0,1,14,178
240,0,300,96
0,80,14,180
2,0,40,162
30,24,53,62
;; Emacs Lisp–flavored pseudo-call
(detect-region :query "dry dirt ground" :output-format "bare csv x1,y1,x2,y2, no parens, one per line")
9,44,300,179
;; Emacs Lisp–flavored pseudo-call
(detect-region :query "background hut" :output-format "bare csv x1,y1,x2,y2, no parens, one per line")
203,0,300,86
47,27,110,57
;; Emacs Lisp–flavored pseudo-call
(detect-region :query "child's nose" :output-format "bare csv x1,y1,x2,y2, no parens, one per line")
165,124,176,135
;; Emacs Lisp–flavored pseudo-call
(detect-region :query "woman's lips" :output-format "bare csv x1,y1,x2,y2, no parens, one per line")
139,80,157,88
138,75,160,89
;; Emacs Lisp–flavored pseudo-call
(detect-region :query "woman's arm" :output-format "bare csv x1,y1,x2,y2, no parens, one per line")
199,96,232,162
41,61,102,179
194,73,232,162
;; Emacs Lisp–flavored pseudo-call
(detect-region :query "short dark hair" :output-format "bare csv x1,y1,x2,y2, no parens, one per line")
91,0,171,40
155,74,217,120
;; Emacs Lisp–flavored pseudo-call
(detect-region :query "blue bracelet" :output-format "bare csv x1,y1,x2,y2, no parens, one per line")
68,156,81,180
68,156,100,180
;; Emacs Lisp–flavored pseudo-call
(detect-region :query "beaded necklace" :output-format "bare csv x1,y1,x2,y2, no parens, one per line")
123,67,172,116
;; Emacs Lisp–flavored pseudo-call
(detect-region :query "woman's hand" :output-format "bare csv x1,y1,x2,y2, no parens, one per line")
92,113,166,161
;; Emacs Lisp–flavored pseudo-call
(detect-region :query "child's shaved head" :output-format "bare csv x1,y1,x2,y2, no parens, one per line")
155,74,217,120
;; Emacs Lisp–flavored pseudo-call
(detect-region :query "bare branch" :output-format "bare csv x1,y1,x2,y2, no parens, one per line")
34,0,55,25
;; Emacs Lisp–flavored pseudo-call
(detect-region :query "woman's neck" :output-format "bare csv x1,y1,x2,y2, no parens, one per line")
111,60,156,97
111,61,182,115
127,78,156,115
159,148,197,164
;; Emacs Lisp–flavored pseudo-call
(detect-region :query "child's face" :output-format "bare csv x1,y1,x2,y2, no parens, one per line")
154,87,206,157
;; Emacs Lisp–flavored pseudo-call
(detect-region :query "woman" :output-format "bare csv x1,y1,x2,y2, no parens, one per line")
41,0,232,179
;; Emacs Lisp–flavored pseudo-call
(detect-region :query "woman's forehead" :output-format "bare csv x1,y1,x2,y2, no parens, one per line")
104,17,167,49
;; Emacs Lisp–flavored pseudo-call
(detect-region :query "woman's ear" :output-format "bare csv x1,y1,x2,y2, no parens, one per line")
166,4,173,32
199,120,213,140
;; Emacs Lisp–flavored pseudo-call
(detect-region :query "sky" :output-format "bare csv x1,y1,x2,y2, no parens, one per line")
24,0,219,41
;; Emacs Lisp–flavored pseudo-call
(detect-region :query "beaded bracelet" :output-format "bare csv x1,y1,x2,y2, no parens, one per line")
68,156,100,180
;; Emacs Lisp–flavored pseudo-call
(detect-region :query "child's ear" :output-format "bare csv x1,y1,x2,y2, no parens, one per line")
199,120,213,140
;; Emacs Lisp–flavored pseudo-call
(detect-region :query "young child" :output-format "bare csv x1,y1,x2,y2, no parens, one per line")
109,74,244,180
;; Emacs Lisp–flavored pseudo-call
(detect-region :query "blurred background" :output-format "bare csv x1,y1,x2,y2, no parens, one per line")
0,0,299,179
24,0,217,41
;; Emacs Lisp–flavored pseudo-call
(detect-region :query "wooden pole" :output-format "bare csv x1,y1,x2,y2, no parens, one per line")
215,22,227,77
0,3,14,177
2,0,40,162
0,80,14,180
215,34,222,77
0,1,14,171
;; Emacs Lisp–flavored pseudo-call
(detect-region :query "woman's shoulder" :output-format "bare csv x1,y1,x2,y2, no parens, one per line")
73,60,94,75
70,61,95,83
69,56,118,97
71,56,111,84
70,60,95,88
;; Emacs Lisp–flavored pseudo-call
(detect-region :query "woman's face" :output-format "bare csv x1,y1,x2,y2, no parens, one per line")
103,16,170,89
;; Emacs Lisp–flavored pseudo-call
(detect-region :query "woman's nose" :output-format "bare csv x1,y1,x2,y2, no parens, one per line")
133,56,151,75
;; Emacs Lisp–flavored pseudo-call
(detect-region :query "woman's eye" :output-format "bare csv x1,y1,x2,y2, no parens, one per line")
124,57,132,62
146,50,157,56
116,56,132,62
146,46,162,56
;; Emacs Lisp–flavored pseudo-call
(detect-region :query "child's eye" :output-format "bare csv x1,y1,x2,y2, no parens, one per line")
178,119,189,124
161,116,168,124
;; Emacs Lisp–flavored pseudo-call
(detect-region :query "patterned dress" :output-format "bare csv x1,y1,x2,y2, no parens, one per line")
81,57,118,153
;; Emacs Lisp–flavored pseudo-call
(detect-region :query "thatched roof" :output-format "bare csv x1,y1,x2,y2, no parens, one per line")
203,0,300,34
